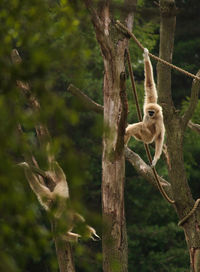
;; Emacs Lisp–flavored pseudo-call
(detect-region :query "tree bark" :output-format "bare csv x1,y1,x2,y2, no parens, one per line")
157,1,200,271
101,25,129,272
84,1,135,271
52,221,75,272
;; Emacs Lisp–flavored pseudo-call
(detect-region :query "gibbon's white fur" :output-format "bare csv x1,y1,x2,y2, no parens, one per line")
125,48,165,167
19,161,69,214
20,162,100,241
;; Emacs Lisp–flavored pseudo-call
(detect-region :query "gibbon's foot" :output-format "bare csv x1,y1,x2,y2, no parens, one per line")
18,161,29,168
86,226,101,241
143,48,149,60
151,158,157,168
64,231,81,242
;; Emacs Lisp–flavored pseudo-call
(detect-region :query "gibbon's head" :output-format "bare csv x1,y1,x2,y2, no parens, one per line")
144,103,163,119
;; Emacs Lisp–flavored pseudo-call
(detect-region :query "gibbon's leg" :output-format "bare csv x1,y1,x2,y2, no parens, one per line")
151,133,164,167
143,48,157,105
71,212,100,241
124,132,131,146
73,212,85,222
19,162,52,205
125,123,153,145
125,123,143,145
52,161,66,182
63,231,81,242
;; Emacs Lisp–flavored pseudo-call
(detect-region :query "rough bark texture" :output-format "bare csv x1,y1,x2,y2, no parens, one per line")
101,22,129,272
157,1,200,271
54,240,75,272
53,221,75,272
84,1,135,271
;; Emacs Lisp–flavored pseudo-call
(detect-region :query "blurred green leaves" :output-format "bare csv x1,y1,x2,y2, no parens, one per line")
0,1,96,271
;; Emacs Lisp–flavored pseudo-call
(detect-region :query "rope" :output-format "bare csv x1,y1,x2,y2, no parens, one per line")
178,199,200,226
126,48,175,204
117,20,200,81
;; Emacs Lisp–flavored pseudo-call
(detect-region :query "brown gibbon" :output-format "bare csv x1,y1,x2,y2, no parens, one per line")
124,48,165,167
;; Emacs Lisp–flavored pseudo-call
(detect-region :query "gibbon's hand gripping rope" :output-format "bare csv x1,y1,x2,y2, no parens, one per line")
120,20,200,224
126,49,175,205
116,20,200,81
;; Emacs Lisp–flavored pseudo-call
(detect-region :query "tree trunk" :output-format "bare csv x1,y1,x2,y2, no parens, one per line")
101,34,129,272
54,237,75,272
83,1,134,271
102,57,128,272
157,1,200,271
52,221,75,272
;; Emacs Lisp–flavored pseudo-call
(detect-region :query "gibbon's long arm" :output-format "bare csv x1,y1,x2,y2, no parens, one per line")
19,162,52,209
144,48,157,105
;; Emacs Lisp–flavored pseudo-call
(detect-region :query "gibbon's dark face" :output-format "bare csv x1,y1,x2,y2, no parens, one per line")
148,110,155,117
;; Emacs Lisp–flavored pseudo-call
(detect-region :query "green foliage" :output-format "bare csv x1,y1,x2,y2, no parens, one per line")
0,0,101,271
125,173,188,271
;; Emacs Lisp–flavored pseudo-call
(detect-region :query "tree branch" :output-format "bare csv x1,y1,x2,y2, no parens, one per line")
84,0,114,59
83,0,103,31
11,49,52,150
67,84,103,113
125,147,173,198
124,0,136,30
182,70,200,128
188,121,200,135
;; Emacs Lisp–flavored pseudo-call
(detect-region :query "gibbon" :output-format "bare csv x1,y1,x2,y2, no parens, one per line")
19,161,100,242
124,48,165,167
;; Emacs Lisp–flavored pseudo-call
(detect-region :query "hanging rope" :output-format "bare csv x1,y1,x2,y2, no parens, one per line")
117,20,200,81
178,199,200,226
126,48,175,204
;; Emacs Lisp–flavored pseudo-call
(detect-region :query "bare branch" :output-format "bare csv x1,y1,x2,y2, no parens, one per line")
125,147,173,198
182,70,200,128
11,50,40,110
188,120,200,135
11,49,53,163
11,49,22,63
67,84,103,113
124,0,136,30
83,0,103,31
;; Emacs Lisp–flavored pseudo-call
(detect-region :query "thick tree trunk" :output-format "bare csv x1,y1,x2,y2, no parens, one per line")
157,1,200,271
83,2,134,271
83,1,134,271
52,220,75,272
102,49,128,272
54,237,75,272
